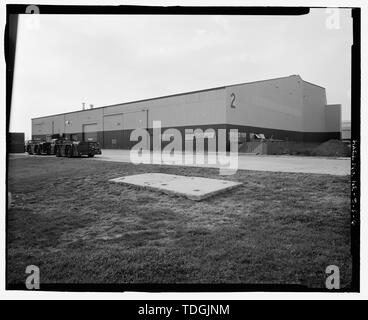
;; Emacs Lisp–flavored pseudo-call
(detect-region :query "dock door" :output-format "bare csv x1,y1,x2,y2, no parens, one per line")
82,123,98,142
103,110,148,149
123,110,148,149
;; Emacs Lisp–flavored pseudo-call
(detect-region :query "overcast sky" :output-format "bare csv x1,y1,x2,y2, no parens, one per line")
10,8,352,139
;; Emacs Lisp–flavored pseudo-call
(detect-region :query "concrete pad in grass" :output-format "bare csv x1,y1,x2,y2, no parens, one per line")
109,173,242,201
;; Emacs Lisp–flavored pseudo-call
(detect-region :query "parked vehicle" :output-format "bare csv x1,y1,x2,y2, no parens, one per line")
26,134,101,158
55,139,101,158
25,139,52,155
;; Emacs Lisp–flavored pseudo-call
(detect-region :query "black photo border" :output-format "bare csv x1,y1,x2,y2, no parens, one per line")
5,4,361,293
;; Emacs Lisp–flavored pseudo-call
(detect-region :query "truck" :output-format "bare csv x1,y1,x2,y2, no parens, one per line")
26,134,102,158
25,134,62,155
55,139,101,158
25,139,52,155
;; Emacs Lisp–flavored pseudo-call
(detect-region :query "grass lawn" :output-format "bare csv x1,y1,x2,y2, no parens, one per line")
7,156,352,289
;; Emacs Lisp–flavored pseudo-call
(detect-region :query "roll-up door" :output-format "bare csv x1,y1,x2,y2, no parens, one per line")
83,123,98,142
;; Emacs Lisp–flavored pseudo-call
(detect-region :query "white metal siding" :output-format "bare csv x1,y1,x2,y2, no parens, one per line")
64,109,103,134
325,104,341,132
302,81,328,132
225,75,304,131
123,111,147,130
103,88,226,128
103,114,123,131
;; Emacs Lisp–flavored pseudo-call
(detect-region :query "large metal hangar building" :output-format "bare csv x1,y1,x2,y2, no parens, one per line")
32,75,341,149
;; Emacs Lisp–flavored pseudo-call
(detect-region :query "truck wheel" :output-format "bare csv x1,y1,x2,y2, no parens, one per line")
67,146,73,158
55,147,61,157
88,153,94,158
36,146,41,155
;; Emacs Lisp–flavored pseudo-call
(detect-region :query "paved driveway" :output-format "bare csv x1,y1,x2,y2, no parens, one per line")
92,149,350,176
9,150,350,175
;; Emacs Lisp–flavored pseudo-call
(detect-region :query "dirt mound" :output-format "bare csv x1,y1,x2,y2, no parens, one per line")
311,140,350,157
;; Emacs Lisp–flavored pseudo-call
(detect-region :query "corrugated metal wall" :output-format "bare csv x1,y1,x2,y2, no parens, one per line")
32,87,227,149
225,75,340,142
225,75,304,132
31,76,342,147
301,81,327,132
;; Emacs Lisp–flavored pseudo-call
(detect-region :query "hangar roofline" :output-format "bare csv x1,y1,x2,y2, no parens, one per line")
31,75,324,120
301,79,326,90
